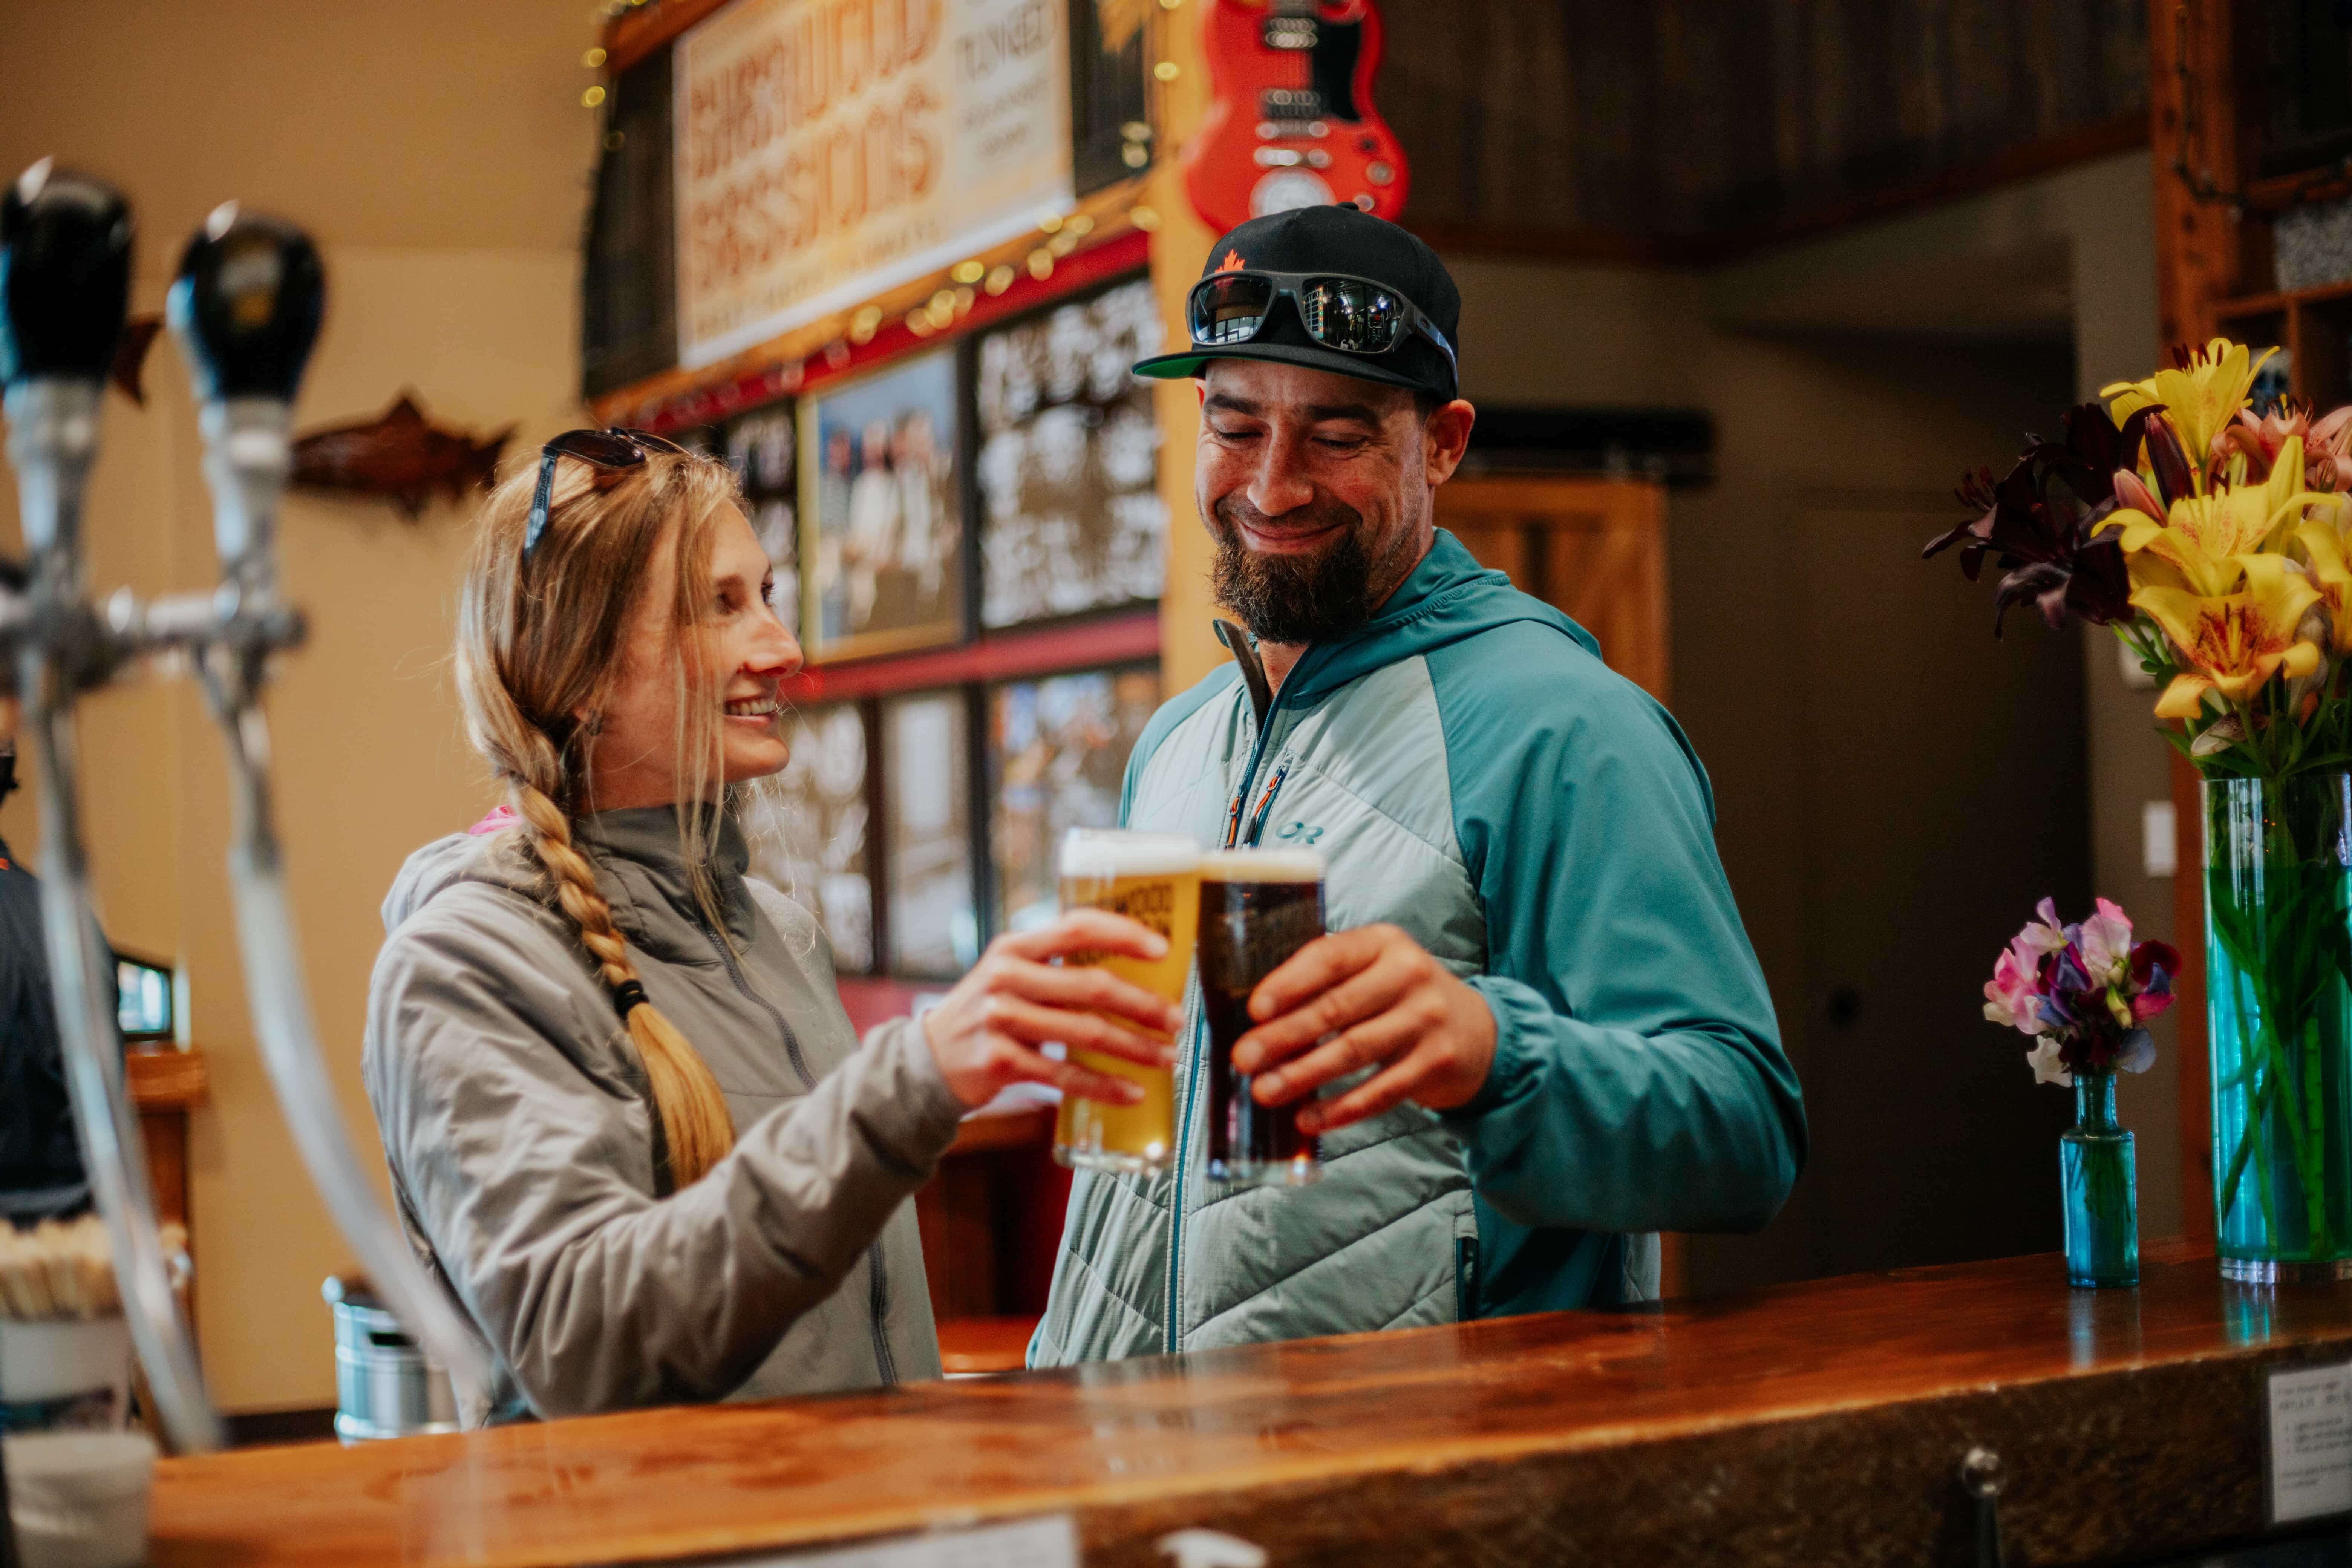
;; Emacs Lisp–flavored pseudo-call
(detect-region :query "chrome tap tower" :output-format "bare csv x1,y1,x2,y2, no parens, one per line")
0,160,489,1452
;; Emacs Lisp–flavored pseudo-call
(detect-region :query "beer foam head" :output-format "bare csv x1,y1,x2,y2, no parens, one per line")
1059,827,1202,879
1199,848,1324,882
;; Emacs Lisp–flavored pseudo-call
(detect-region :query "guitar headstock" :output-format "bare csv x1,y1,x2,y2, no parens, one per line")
1189,0,1407,231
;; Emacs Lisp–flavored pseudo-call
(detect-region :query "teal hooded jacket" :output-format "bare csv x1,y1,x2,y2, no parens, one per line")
1030,531,1805,1363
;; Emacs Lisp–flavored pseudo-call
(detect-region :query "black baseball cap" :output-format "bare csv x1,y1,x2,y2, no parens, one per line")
1132,205,1461,401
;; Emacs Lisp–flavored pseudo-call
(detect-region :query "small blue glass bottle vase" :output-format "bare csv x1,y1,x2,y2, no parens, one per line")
2062,1069,2139,1288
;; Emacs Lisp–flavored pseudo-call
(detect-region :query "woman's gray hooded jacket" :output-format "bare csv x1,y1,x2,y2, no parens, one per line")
362,805,963,1424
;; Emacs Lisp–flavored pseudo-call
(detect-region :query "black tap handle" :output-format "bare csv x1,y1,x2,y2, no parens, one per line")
0,159,133,387
167,203,323,403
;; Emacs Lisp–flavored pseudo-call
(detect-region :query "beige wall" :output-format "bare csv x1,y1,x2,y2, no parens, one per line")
0,1,598,1413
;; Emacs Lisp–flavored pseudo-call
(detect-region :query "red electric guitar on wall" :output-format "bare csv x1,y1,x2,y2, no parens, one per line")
1182,0,1409,234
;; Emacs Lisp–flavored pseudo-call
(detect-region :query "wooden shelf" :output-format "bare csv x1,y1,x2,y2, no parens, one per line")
126,1044,207,1338
125,1045,208,1110
2214,276,2352,320
2246,161,2352,217
2208,280,2352,412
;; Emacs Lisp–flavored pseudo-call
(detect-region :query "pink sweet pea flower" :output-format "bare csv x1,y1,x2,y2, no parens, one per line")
1983,945,2047,1034
2018,898,2070,957
2077,897,2135,986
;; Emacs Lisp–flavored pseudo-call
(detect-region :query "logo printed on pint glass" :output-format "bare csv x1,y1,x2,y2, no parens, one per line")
1067,882,1177,966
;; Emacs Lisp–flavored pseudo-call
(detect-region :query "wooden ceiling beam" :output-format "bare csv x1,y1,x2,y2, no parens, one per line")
603,0,729,72
1419,112,2150,270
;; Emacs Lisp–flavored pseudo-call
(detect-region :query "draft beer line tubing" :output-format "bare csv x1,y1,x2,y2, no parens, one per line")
170,205,493,1396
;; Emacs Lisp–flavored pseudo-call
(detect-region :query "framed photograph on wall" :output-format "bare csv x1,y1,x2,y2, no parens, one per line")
661,411,801,637
723,403,800,640
974,273,1165,629
741,700,870,972
882,689,977,978
989,663,1161,934
799,349,963,661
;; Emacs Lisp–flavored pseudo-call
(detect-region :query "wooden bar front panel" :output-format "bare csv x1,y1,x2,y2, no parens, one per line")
150,1247,2352,1567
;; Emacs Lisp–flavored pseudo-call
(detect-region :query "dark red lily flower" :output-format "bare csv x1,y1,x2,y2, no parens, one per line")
2127,939,2181,1021
1925,402,2186,636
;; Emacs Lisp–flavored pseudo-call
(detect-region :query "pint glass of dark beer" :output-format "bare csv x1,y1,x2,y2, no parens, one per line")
1197,847,1326,1187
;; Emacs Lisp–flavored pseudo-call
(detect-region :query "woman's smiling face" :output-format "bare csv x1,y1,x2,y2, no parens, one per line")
585,502,802,811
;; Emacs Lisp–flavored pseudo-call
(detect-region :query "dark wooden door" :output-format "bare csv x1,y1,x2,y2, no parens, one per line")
1783,500,2087,1277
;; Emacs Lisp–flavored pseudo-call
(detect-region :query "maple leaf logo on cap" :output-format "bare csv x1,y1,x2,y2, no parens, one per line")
1215,249,1246,273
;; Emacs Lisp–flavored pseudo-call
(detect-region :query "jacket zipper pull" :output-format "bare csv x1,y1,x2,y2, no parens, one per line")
1243,758,1292,847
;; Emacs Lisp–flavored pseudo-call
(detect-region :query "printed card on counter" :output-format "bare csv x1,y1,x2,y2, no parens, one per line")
2268,1361,2352,1524
732,1515,1078,1568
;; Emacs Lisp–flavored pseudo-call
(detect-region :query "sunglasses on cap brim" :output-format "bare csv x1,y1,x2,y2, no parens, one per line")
523,428,689,559
1186,270,1458,386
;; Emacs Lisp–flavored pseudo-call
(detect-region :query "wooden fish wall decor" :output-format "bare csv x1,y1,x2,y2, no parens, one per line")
290,393,514,519
111,314,163,406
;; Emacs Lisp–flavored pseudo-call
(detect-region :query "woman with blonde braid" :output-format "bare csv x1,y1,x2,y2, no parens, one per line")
363,431,1177,1423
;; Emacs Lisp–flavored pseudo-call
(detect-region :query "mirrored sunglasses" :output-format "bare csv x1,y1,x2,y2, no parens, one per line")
1186,270,1458,382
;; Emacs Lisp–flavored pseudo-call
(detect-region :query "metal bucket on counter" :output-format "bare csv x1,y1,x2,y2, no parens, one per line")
322,1276,458,1442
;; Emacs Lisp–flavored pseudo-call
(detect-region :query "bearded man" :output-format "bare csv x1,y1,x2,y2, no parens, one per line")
1030,207,1805,1362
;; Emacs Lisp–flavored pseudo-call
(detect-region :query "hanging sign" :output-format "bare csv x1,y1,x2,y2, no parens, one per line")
676,0,1073,368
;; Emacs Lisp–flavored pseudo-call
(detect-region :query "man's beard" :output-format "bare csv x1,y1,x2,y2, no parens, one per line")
1209,495,1408,645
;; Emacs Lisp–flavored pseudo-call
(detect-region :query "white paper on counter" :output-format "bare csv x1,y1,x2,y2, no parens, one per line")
730,1514,1078,1568
2268,1360,2352,1524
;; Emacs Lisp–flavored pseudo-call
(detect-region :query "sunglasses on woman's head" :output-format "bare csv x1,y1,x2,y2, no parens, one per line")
523,428,689,559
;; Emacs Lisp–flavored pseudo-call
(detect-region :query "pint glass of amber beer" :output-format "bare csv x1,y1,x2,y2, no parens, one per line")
1198,847,1326,1187
1053,828,1202,1174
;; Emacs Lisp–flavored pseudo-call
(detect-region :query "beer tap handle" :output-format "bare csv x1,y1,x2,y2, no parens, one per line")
0,158,128,571
165,202,322,596
168,208,493,1400
1,161,226,1455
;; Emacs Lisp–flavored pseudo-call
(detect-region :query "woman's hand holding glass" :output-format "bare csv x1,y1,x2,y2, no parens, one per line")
920,911,1184,1109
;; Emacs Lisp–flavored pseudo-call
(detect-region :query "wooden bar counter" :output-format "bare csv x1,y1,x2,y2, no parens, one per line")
153,1243,2352,1567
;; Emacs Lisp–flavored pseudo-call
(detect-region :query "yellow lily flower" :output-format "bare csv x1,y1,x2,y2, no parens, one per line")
2297,518,2352,654
2134,554,2324,719
2107,437,2321,597
2104,337,2278,471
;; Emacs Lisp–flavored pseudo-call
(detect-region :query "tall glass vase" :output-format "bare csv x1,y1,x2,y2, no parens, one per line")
2205,772,2352,1283
2062,1070,2138,1287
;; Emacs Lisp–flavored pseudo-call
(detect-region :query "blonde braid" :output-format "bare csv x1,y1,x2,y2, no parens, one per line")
509,776,736,1189
455,447,747,1191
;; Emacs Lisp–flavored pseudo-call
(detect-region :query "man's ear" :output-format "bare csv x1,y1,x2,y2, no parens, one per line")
1424,399,1477,487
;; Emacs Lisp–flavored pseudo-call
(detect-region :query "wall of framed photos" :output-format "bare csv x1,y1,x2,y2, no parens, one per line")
678,268,1170,983
749,661,1161,983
